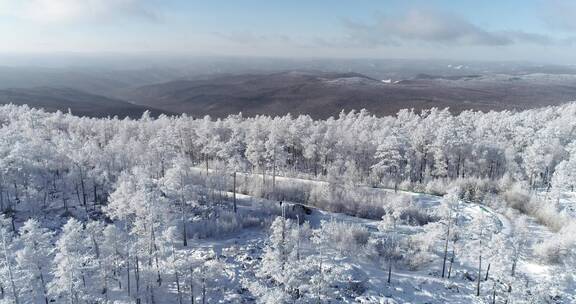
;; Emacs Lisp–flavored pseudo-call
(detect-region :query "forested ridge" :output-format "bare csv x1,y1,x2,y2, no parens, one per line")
1,102,572,202
0,103,575,303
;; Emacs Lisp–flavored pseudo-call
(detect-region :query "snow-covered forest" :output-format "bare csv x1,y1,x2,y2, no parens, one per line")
1,103,576,303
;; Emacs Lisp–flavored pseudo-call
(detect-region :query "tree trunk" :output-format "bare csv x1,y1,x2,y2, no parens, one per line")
175,271,182,304
180,188,188,247
169,242,183,304
201,275,206,304
149,226,162,287
93,182,98,205
135,255,141,304
387,260,392,284
419,153,426,183
272,149,276,198
511,258,517,277
42,189,48,211
0,186,4,212
296,215,301,261
492,282,496,304
79,171,87,209
476,255,482,296
74,182,82,207
448,245,455,279
126,247,131,297
262,167,266,195
455,154,461,178
511,247,520,277
149,283,156,304
182,209,188,247
441,218,451,278
233,172,237,213
313,154,318,177
13,183,19,205
39,271,49,304
485,263,491,281
318,247,323,303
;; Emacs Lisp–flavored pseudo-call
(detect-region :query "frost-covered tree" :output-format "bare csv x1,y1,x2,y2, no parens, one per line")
15,219,53,304
258,217,293,286
470,208,490,297
245,120,269,192
265,118,292,195
2,100,576,303
551,142,576,193
49,218,96,304
372,135,404,188
439,189,459,278
161,157,198,246
101,224,126,293
378,212,401,284
162,226,184,304
85,221,108,300
0,216,20,304
106,168,170,303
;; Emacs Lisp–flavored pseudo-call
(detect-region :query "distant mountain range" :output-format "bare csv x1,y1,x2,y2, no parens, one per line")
2,62,576,118
0,87,169,118
121,71,576,118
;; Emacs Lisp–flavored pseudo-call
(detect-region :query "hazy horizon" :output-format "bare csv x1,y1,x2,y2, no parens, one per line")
0,52,574,70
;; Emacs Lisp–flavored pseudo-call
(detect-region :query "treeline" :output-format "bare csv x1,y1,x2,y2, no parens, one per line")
1,103,575,218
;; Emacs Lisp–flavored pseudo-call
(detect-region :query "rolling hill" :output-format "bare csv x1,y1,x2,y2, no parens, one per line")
123,71,576,119
0,87,169,118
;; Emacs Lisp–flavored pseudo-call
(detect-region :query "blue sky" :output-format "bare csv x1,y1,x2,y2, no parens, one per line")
1,0,576,62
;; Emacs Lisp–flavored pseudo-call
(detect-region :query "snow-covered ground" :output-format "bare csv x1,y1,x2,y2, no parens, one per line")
555,192,576,217
177,171,575,303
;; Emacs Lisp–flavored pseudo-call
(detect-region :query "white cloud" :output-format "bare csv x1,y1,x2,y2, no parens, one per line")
340,9,556,47
0,0,158,23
